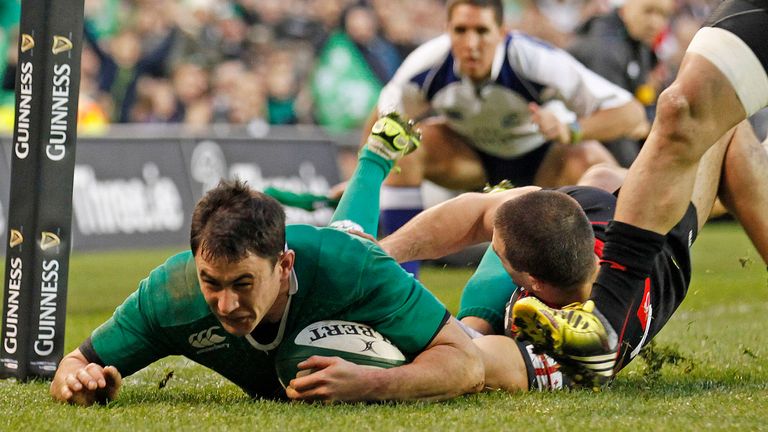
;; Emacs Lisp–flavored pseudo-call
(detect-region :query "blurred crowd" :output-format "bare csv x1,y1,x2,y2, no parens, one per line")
0,0,727,135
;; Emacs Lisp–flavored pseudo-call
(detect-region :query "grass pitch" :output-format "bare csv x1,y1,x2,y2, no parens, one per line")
1,222,767,431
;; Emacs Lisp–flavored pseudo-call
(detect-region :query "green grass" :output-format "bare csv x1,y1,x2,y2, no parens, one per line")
1,222,767,431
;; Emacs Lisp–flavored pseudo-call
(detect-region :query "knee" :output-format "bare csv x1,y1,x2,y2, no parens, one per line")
578,163,626,192
652,85,703,163
655,85,694,134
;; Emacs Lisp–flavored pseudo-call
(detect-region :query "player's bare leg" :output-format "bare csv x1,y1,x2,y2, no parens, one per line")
472,335,529,392
716,121,768,262
534,140,618,187
576,163,627,193
510,102,748,391
689,126,734,229
613,53,746,234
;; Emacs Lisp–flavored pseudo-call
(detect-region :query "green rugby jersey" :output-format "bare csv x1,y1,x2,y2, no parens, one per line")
81,224,449,398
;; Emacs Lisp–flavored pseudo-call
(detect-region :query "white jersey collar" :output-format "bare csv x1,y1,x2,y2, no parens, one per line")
244,268,299,352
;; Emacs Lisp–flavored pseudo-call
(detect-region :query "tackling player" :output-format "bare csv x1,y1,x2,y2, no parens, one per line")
49,114,485,405
380,118,768,390
509,0,768,388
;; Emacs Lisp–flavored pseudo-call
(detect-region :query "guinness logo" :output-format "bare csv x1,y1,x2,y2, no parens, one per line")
51,36,73,55
10,230,23,248
40,231,61,250
21,34,35,53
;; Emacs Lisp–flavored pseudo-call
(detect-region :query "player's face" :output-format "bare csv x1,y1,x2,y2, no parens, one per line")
621,0,674,46
196,250,291,336
448,4,505,82
491,233,530,287
492,232,583,307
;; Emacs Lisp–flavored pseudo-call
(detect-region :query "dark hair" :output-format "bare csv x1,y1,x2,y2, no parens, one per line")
447,0,504,26
494,191,595,288
191,179,285,264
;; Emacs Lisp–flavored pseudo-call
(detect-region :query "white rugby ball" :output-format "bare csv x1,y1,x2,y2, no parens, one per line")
274,320,407,388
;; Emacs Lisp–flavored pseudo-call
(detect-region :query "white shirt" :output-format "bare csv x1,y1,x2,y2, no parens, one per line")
378,32,633,158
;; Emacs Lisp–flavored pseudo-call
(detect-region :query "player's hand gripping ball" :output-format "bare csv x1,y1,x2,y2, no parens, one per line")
275,320,407,388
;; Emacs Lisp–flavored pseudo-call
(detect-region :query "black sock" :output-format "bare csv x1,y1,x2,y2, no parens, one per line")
591,221,665,336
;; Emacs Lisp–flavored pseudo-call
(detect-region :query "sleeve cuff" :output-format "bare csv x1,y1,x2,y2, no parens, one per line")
79,337,106,366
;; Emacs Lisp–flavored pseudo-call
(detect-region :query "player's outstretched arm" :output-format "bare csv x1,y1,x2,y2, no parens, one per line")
580,99,650,142
285,318,484,402
381,186,541,263
50,348,122,406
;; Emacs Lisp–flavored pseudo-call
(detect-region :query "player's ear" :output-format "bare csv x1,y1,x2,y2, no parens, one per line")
277,249,295,280
526,273,545,294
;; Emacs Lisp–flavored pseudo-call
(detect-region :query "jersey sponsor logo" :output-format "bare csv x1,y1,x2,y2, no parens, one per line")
10,229,23,248
51,36,73,55
40,231,60,251
21,34,35,53
189,326,227,349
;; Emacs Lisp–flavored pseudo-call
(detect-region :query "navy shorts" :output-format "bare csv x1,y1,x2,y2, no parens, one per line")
473,142,553,186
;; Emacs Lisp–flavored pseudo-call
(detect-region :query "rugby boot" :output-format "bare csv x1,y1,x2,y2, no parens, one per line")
365,112,421,161
512,297,618,390
483,179,516,194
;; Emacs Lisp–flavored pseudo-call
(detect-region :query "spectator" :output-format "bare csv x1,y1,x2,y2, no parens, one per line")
306,0,350,51
568,0,675,165
129,77,182,123
171,61,212,126
227,71,268,130
514,0,610,48
342,4,401,85
86,20,178,122
264,50,301,125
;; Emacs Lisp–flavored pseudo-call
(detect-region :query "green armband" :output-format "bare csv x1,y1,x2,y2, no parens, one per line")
568,121,583,145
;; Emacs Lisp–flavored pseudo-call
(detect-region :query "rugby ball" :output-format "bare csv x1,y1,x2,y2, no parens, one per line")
275,320,407,388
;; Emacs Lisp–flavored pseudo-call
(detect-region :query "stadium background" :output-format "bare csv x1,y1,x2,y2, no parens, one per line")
3,0,765,254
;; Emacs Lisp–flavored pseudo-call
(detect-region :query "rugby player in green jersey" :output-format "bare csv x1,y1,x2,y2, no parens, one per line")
49,113,486,405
